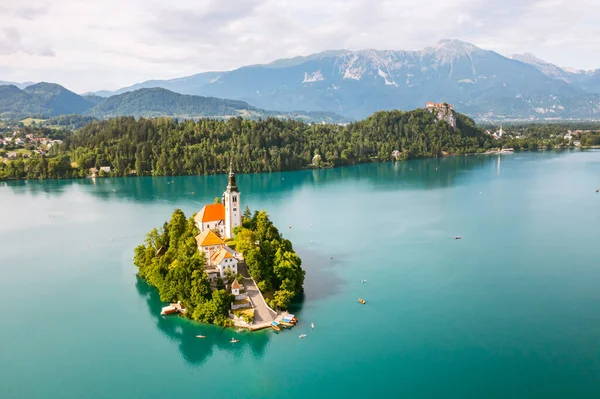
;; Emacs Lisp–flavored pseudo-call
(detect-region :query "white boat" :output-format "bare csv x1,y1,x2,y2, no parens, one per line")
299,334,307,339
196,335,206,338
311,323,314,329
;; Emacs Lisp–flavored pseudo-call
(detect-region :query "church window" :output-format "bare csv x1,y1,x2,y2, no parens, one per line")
233,208,237,212
233,196,237,203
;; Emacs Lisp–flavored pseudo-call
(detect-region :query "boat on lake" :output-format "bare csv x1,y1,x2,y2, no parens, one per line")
271,321,281,331
230,338,239,343
358,298,366,305
299,334,307,339
160,302,185,315
196,335,206,338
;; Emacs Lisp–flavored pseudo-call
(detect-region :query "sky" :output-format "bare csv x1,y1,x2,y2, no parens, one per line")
1,0,599,93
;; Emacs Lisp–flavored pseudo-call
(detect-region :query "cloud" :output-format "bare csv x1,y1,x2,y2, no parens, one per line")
15,4,50,20
0,27,55,57
0,0,598,92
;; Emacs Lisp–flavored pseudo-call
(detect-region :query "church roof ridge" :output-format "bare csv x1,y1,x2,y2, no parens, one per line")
195,203,225,223
195,229,225,247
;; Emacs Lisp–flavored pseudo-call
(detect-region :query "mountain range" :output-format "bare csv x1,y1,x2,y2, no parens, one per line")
90,40,600,121
3,40,600,122
0,83,351,123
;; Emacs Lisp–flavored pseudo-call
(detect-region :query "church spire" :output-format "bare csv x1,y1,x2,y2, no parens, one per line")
227,161,238,192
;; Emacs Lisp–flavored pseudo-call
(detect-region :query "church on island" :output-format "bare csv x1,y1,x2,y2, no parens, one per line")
194,164,242,281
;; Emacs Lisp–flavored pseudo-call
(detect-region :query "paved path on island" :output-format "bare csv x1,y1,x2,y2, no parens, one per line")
237,260,277,325
237,260,250,278
242,277,277,324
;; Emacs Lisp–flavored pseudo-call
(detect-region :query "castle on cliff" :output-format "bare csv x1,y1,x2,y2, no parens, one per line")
425,102,457,128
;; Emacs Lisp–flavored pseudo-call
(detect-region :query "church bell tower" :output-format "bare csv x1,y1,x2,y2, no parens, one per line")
224,162,241,238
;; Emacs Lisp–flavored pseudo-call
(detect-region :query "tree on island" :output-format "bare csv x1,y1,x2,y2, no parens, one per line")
134,209,233,326
233,210,305,310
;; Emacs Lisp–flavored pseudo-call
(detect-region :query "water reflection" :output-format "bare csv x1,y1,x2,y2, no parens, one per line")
294,244,347,302
135,277,271,366
0,152,573,205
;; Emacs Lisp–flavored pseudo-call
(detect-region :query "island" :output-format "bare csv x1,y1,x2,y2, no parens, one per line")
133,164,305,328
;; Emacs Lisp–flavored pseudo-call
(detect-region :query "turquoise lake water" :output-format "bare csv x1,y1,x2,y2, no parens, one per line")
2,151,600,398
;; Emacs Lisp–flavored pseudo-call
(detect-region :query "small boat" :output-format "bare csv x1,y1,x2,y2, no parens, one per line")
271,321,281,331
455,236,462,240
311,322,315,329
358,298,366,305
596,188,599,193
299,334,307,339
230,338,239,343
361,279,366,283
196,335,206,338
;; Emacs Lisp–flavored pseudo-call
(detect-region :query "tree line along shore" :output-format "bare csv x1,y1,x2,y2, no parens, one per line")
1,109,600,180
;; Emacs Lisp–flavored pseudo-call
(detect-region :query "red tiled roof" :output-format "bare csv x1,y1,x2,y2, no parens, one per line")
195,203,225,223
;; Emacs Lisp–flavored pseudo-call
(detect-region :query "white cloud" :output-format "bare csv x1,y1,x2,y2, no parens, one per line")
0,0,598,92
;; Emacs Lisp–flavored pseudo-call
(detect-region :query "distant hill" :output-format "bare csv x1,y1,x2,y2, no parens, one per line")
0,80,36,89
0,82,93,118
97,40,600,121
0,84,351,123
88,87,261,118
24,82,93,115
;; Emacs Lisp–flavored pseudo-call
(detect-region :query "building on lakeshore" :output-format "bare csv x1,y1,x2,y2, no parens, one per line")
194,164,242,281
223,163,242,238
194,203,226,236
195,163,241,239
210,247,238,278
231,279,241,296
195,229,226,260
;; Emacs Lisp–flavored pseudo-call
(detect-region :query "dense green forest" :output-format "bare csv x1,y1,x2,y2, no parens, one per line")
234,209,305,310
0,109,496,179
133,207,304,326
3,110,600,181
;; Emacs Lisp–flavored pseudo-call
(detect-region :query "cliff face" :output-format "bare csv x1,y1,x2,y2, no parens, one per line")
427,104,457,128
437,107,457,128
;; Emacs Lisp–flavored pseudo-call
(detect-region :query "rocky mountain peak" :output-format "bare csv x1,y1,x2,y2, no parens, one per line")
422,39,483,62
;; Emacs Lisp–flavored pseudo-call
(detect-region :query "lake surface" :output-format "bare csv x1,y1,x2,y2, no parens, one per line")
2,151,600,398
